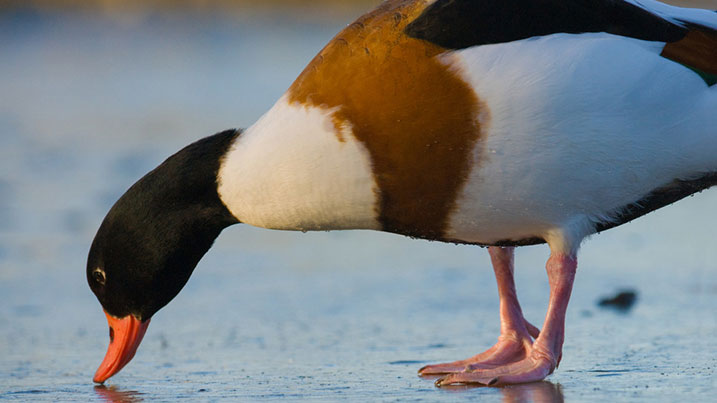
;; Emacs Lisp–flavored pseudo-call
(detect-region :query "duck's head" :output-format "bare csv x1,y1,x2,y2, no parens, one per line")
87,129,240,383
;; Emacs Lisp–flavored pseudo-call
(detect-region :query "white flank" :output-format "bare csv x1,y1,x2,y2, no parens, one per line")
442,33,717,254
217,95,380,231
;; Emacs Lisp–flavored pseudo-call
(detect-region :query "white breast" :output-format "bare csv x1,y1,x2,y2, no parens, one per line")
217,95,380,231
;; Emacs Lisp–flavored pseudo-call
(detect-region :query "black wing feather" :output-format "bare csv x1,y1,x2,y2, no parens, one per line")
405,0,687,49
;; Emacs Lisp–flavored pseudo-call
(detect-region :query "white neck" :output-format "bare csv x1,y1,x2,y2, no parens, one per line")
217,95,380,232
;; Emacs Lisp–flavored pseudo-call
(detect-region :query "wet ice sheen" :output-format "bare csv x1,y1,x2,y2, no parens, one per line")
1,3,716,402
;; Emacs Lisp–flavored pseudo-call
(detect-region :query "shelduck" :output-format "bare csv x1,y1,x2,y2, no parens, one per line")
87,0,717,386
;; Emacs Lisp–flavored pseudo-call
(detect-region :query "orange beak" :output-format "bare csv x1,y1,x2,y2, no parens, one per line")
93,310,150,383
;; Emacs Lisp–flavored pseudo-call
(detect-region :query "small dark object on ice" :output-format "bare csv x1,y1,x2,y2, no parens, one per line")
597,290,638,311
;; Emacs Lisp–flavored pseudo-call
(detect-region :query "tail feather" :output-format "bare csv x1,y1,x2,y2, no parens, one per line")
661,25,717,86
630,1,717,86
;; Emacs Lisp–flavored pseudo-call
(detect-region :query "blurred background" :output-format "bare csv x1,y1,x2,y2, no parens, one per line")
1,0,715,401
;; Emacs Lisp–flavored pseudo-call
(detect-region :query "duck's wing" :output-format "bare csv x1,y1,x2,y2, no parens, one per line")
633,0,717,84
406,0,716,83
626,0,716,30
405,0,714,47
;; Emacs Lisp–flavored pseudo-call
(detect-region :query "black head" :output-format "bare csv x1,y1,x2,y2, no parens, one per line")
87,129,240,321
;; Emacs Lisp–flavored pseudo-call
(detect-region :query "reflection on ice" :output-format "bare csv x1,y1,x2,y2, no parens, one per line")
94,385,144,403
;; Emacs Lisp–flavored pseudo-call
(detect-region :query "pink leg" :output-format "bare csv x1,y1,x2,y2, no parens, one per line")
419,247,540,375
435,253,577,386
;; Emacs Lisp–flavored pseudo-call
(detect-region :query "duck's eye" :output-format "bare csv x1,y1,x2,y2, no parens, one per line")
93,268,106,285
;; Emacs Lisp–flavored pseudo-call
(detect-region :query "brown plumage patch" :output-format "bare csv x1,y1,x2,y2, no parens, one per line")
661,27,717,79
288,0,484,240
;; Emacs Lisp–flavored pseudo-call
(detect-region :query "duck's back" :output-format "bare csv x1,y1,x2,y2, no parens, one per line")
218,0,717,245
